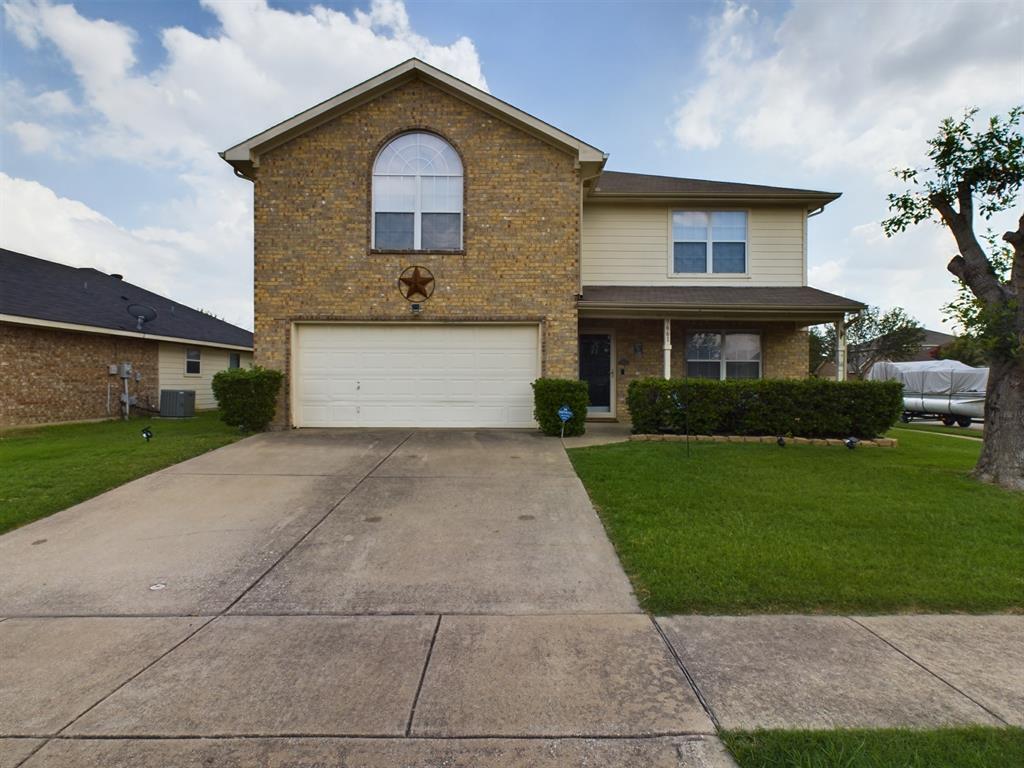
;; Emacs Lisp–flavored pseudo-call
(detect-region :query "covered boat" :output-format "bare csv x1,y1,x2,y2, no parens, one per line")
867,359,987,424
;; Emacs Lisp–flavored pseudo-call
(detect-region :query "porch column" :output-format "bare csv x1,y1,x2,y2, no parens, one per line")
663,318,672,379
835,315,847,381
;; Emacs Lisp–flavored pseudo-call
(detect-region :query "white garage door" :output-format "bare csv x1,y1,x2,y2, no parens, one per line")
295,324,539,428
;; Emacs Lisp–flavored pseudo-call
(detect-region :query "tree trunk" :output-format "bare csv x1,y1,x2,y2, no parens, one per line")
973,357,1024,491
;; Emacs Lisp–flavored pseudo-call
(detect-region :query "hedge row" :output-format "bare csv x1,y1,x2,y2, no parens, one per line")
211,366,284,432
626,378,903,439
532,378,589,436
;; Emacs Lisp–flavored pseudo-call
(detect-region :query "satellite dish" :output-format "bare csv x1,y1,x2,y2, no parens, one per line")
126,303,158,331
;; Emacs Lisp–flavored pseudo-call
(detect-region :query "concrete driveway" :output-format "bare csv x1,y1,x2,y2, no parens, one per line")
0,430,727,767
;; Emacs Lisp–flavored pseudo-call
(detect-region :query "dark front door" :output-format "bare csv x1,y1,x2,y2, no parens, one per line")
579,333,612,413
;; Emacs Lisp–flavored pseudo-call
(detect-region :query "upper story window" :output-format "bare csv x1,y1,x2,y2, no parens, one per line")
672,211,747,274
372,132,463,251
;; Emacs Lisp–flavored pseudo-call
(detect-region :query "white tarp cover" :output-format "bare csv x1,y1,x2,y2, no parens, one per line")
866,359,988,395
868,360,988,418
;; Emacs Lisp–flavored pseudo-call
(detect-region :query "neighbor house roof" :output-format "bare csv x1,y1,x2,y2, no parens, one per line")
221,58,607,179
589,171,841,207
0,249,253,349
578,285,863,321
921,328,956,347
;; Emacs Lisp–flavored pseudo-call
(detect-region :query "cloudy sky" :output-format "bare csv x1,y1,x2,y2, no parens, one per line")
2,0,1022,331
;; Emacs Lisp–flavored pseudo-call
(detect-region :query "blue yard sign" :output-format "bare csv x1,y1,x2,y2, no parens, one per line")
557,404,573,438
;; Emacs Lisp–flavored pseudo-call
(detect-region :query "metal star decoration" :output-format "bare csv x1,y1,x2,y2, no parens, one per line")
398,266,435,301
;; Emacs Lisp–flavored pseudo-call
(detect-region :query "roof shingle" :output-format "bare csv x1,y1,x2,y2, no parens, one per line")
0,249,253,348
579,285,863,310
591,171,839,201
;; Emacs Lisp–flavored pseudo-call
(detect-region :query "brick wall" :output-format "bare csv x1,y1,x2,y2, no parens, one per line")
579,319,810,418
0,323,159,428
251,77,581,426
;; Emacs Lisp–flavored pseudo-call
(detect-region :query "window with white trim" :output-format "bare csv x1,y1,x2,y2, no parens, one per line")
185,347,201,375
686,332,761,380
672,211,747,274
372,132,463,251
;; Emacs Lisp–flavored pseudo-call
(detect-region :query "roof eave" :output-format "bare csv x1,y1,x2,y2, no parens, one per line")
585,191,842,208
577,302,862,323
221,58,605,172
1,314,254,350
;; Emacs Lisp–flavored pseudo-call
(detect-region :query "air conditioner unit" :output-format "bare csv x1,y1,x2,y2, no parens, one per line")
159,390,196,418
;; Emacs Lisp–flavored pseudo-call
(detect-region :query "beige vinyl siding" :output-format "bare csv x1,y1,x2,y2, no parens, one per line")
157,342,253,410
581,204,806,286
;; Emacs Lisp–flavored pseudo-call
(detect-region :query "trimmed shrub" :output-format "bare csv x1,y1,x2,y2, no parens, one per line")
532,378,589,437
626,378,903,439
211,366,284,432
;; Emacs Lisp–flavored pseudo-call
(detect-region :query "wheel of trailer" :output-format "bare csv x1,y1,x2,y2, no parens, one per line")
956,416,973,428
900,412,912,423
942,415,957,427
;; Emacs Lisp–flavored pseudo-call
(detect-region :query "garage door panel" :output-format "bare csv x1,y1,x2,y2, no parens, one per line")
295,324,539,428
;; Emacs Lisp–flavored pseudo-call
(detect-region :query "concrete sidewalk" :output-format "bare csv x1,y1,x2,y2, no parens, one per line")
657,614,1023,731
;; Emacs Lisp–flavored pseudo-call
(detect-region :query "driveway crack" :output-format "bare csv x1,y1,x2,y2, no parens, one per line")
405,614,442,736
220,432,415,615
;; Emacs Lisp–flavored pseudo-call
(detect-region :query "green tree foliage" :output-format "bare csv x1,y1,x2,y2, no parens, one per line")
882,106,1023,490
809,306,925,377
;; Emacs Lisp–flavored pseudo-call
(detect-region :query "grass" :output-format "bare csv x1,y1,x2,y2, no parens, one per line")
568,431,1023,614
893,422,983,439
721,727,1024,768
0,412,245,535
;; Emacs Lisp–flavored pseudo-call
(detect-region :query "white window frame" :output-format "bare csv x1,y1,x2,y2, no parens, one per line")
668,209,749,276
685,331,762,380
371,132,463,252
185,347,201,376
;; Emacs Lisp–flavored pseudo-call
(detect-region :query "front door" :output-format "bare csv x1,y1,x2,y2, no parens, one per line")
579,333,613,415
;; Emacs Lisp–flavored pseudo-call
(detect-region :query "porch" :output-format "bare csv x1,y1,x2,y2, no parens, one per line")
576,285,864,420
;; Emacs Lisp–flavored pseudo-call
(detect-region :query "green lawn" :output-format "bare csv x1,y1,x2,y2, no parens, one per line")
568,431,1023,614
894,423,983,439
722,727,1024,768
0,413,245,535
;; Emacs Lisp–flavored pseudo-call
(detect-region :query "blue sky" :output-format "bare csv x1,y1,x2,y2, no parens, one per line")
2,0,1022,329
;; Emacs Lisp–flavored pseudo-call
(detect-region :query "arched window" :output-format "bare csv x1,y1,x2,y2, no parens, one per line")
372,132,463,251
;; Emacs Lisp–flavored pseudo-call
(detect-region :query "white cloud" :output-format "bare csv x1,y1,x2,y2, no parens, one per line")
8,120,57,152
1,172,182,294
31,88,76,114
673,0,1023,179
1,0,486,328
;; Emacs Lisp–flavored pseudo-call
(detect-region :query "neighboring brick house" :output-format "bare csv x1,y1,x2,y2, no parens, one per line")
0,249,254,428
221,59,862,428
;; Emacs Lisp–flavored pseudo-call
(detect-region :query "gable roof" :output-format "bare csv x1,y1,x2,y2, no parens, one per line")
921,328,956,347
589,171,841,207
0,249,253,349
221,58,607,178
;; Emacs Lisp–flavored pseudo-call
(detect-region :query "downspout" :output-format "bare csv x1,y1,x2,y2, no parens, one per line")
577,157,608,298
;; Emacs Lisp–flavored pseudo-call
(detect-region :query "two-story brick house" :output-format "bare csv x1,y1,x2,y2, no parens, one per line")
222,59,862,428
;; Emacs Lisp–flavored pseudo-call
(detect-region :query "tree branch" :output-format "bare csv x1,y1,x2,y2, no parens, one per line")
956,179,974,224
933,191,1008,306
1005,211,1024,291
